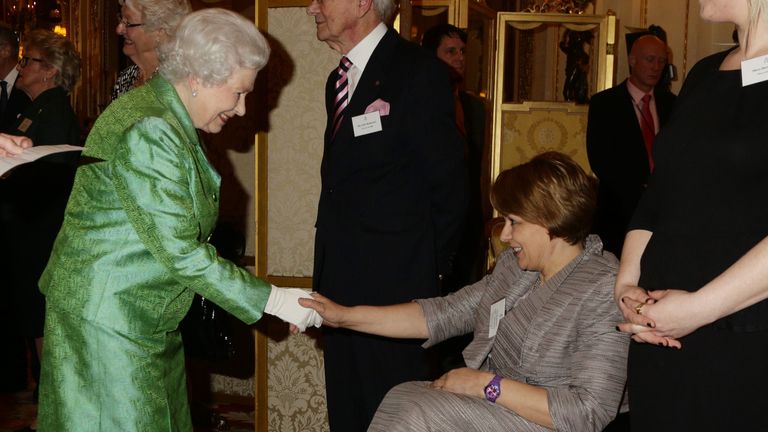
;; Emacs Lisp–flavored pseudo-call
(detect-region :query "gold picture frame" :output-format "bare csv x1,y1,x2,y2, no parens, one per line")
490,12,616,180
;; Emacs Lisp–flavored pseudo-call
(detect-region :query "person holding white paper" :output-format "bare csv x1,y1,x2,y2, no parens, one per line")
300,152,628,432
615,1,768,430
0,133,31,156
9,29,81,146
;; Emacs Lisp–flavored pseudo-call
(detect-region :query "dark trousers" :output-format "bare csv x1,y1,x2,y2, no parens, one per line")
323,328,431,432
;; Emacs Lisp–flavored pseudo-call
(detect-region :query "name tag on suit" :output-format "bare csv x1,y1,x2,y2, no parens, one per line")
352,111,382,137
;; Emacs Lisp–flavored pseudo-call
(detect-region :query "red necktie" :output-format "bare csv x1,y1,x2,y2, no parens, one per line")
332,56,352,139
640,93,655,172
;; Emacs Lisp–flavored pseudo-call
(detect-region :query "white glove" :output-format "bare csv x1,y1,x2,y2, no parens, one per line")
264,287,323,332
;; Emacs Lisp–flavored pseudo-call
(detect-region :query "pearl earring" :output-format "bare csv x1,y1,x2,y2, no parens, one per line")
192,89,198,97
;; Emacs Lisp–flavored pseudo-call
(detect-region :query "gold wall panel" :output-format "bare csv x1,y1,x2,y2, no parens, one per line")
499,103,590,173
491,12,615,182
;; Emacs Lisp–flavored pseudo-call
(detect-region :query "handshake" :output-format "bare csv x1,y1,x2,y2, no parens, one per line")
264,287,323,332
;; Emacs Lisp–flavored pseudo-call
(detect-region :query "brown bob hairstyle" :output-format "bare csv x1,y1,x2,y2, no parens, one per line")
491,151,597,245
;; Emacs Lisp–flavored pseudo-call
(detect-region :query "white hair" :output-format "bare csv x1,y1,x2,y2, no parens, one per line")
158,8,270,87
372,0,396,23
120,0,191,36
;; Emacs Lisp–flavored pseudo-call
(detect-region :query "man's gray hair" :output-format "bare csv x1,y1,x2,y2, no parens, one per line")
372,0,396,23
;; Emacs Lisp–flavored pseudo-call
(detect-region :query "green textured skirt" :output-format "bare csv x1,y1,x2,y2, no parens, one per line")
38,305,192,431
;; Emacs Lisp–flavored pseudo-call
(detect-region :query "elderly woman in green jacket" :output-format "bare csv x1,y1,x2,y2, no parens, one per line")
37,9,317,431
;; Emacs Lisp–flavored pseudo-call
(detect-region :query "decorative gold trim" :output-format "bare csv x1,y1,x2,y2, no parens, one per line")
498,100,589,113
266,276,314,288
254,2,269,431
268,0,310,7
411,0,459,27
682,0,690,81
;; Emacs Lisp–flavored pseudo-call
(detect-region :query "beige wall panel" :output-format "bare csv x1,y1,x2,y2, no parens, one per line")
500,106,590,173
266,7,333,432
268,323,328,432
267,7,339,277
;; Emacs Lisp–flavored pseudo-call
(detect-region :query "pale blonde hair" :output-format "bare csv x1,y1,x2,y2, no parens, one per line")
119,0,191,36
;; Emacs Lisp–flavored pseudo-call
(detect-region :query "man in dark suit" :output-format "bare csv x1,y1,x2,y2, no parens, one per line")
587,34,676,257
0,23,30,393
306,0,467,429
0,23,30,132
422,24,487,295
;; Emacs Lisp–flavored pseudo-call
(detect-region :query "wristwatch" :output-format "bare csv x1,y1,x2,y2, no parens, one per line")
484,374,503,403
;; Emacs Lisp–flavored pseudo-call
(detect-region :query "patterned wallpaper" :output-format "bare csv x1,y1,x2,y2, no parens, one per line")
266,8,339,278
265,7,337,432
499,106,591,174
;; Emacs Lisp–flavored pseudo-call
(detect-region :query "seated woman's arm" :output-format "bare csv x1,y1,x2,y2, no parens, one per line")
432,368,553,428
299,293,429,339
301,272,492,340
432,267,628,431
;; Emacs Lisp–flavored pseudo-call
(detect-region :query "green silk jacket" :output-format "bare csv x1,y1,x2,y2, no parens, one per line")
37,76,271,431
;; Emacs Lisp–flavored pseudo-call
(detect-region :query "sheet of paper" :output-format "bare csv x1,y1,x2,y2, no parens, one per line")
0,144,83,176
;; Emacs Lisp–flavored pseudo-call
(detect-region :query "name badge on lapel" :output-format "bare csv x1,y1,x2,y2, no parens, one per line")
17,118,32,133
742,54,768,87
488,298,505,338
352,111,382,137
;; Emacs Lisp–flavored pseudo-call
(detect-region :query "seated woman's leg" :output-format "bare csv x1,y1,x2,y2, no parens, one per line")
368,381,550,432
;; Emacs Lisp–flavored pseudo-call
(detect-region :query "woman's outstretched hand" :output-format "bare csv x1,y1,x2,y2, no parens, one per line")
291,292,348,334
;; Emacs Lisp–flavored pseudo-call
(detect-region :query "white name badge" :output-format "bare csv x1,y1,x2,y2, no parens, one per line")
352,111,383,137
488,298,506,338
741,54,768,87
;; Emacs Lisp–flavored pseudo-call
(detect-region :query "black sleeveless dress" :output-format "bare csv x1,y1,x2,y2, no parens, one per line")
627,49,768,431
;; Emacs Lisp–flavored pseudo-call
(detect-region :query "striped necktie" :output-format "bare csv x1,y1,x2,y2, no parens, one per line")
332,56,352,138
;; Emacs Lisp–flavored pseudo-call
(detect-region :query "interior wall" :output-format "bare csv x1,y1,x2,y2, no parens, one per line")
597,0,735,94
264,6,335,431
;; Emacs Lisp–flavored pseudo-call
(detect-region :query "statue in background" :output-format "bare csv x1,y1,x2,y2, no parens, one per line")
560,29,593,103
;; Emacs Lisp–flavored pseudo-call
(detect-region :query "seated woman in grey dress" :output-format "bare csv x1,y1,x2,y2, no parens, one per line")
299,151,629,432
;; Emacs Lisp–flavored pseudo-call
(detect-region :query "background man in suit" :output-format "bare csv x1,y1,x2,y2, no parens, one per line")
587,34,676,257
422,24,487,295
306,0,467,428
0,23,30,132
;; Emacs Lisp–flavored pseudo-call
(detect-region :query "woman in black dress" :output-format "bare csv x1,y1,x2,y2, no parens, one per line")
615,0,768,430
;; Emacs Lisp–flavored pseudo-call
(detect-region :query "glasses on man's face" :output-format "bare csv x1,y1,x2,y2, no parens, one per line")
117,13,144,29
18,56,44,68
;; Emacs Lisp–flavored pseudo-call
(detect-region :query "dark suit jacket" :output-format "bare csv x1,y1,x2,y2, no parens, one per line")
313,28,467,430
0,84,30,133
314,29,467,305
587,79,676,255
0,86,81,338
441,91,487,294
